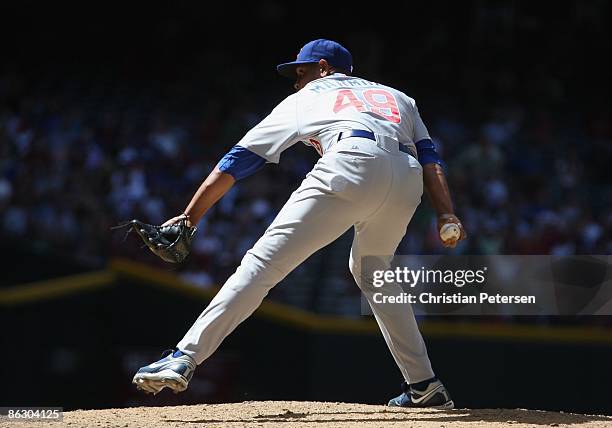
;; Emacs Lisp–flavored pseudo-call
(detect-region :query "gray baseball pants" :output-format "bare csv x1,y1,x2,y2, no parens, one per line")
177,136,435,383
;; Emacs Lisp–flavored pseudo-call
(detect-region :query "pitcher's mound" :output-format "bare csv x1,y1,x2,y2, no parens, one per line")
11,401,612,427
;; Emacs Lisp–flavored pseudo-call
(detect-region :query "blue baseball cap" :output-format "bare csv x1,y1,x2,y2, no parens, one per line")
277,39,353,78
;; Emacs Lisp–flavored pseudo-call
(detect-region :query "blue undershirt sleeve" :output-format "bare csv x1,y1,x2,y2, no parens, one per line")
216,145,267,181
415,138,444,167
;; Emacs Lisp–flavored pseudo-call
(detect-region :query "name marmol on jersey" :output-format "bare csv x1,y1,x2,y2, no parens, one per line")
308,77,378,93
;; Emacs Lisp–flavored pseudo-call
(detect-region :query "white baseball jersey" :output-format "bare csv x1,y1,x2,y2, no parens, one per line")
177,74,437,386
236,74,430,163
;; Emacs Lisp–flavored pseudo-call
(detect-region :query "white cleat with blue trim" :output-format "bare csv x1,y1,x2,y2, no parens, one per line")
132,348,196,395
388,377,454,409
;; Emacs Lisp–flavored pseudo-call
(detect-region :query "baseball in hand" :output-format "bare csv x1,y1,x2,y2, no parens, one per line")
439,223,461,241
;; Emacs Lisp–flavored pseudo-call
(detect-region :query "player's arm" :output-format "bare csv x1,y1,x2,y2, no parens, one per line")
409,99,466,248
170,167,235,227
416,139,467,248
162,146,266,227
422,163,467,247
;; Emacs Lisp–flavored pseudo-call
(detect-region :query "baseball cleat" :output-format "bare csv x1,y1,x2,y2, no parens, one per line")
132,348,196,395
388,378,454,409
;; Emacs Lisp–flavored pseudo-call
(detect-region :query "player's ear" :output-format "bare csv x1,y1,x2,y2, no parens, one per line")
319,59,332,77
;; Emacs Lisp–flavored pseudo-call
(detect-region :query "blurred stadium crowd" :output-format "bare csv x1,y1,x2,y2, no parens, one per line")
1,1,611,313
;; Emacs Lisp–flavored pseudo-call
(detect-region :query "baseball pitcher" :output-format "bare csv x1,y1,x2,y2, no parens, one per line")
132,39,466,408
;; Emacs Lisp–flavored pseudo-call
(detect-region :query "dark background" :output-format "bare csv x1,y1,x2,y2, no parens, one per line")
1,0,611,415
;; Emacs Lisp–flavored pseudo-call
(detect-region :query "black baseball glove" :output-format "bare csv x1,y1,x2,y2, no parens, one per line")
116,219,197,263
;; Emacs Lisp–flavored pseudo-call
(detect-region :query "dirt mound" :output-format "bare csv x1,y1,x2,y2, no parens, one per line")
4,401,612,427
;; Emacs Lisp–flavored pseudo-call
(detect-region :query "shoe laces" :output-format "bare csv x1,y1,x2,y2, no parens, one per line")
160,348,178,358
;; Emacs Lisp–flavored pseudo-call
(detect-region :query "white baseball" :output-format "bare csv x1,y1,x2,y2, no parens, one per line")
439,223,461,241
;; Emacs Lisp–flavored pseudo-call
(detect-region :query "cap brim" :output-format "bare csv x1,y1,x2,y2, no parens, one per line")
276,60,317,78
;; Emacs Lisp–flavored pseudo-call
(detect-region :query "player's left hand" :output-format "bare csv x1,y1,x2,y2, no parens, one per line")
162,214,193,227
437,213,467,248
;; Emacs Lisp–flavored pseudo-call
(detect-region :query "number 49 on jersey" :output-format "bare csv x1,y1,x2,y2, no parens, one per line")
333,89,401,124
